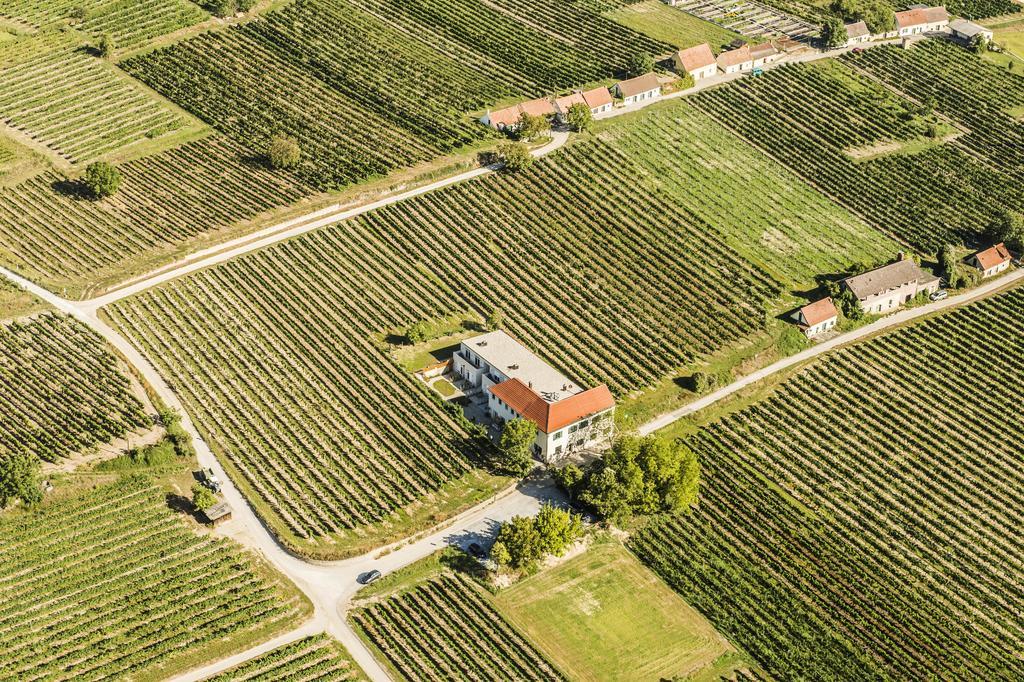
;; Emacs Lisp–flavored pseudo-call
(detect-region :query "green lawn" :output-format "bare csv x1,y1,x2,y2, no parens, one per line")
604,0,743,50
494,540,749,681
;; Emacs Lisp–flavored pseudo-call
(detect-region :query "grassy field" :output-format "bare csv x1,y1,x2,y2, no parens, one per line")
494,540,749,681
604,0,743,50
0,474,312,681
0,277,46,319
0,312,151,464
351,559,565,681
695,47,1024,253
204,634,364,681
632,284,1024,680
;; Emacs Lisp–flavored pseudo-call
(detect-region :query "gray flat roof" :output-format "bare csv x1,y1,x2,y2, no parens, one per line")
205,502,232,521
949,18,988,37
461,331,581,402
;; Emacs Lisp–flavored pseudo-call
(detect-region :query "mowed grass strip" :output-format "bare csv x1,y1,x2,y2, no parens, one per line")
494,541,744,682
604,0,743,49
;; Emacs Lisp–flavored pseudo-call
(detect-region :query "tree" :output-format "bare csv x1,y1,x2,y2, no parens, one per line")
83,161,121,199
97,33,114,58
0,453,42,509
516,113,550,141
210,0,237,17
267,135,301,170
494,514,542,570
986,210,1024,252
938,244,965,289
497,418,536,476
552,463,584,500
626,51,655,77
821,17,848,50
533,503,583,556
691,371,717,394
485,308,503,331
497,141,533,173
490,540,512,567
191,483,217,511
970,35,989,55
405,320,431,344
829,0,893,33
566,102,593,133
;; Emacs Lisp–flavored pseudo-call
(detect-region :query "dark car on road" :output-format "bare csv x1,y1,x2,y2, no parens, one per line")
360,569,382,585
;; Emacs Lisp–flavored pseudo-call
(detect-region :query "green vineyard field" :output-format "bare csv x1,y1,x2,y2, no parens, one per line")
0,35,186,163
0,476,310,681
352,573,563,681
122,0,667,190
204,634,363,681
0,134,311,293
631,286,1024,680
693,46,1024,253
0,313,149,463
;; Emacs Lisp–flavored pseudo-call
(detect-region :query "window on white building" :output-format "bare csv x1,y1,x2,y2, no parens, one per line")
553,430,564,440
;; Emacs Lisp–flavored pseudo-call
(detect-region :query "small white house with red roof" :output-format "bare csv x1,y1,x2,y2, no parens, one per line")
554,87,613,122
674,43,718,80
793,298,839,337
615,73,661,106
481,98,555,131
895,6,949,36
969,243,1012,278
453,331,615,462
717,45,753,74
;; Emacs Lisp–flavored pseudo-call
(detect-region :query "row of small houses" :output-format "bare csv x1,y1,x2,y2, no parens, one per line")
481,75,662,131
794,244,1012,337
481,40,787,132
844,5,992,47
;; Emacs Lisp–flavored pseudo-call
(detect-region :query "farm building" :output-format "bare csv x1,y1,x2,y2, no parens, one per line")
969,243,1011,278
793,298,839,337
949,18,993,42
717,45,754,74
750,42,781,66
554,87,613,121
481,98,555,131
845,21,872,45
673,43,718,80
453,331,615,463
842,259,940,314
615,73,662,105
895,6,949,36
203,501,233,527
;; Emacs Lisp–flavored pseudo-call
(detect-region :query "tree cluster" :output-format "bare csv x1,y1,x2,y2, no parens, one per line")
496,141,533,173
490,503,583,572
938,244,979,290
0,453,42,509
555,435,700,526
829,0,894,34
626,52,655,78
821,18,849,50
83,161,121,199
496,418,536,477
514,113,551,142
191,483,217,511
986,210,1024,253
566,102,593,133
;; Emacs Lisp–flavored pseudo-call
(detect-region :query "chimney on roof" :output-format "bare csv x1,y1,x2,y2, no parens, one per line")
509,364,519,370
528,381,533,388
478,340,487,347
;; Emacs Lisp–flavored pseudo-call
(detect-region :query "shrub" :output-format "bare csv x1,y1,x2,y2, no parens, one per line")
497,141,532,173
405,320,432,344
209,0,237,17
97,33,114,58
986,210,1024,253
566,102,593,133
515,113,550,141
491,504,583,572
191,483,217,511
67,6,87,21
82,161,121,199
267,135,301,169
485,308,503,331
0,452,42,509
691,371,717,394
626,52,654,77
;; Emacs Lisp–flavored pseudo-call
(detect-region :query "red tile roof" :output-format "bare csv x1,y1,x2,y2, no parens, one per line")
895,6,948,29
554,92,587,113
676,43,716,73
487,105,523,129
799,298,838,327
974,243,1011,270
717,45,752,68
519,97,555,117
581,86,613,109
490,378,615,434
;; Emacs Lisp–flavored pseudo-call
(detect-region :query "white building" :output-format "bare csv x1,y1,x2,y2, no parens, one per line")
452,331,615,463
895,6,949,36
554,87,613,122
615,72,661,106
949,18,993,42
969,243,1011,278
793,298,839,337
717,45,753,74
673,43,718,80
843,259,940,314
750,42,780,67
845,21,872,45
